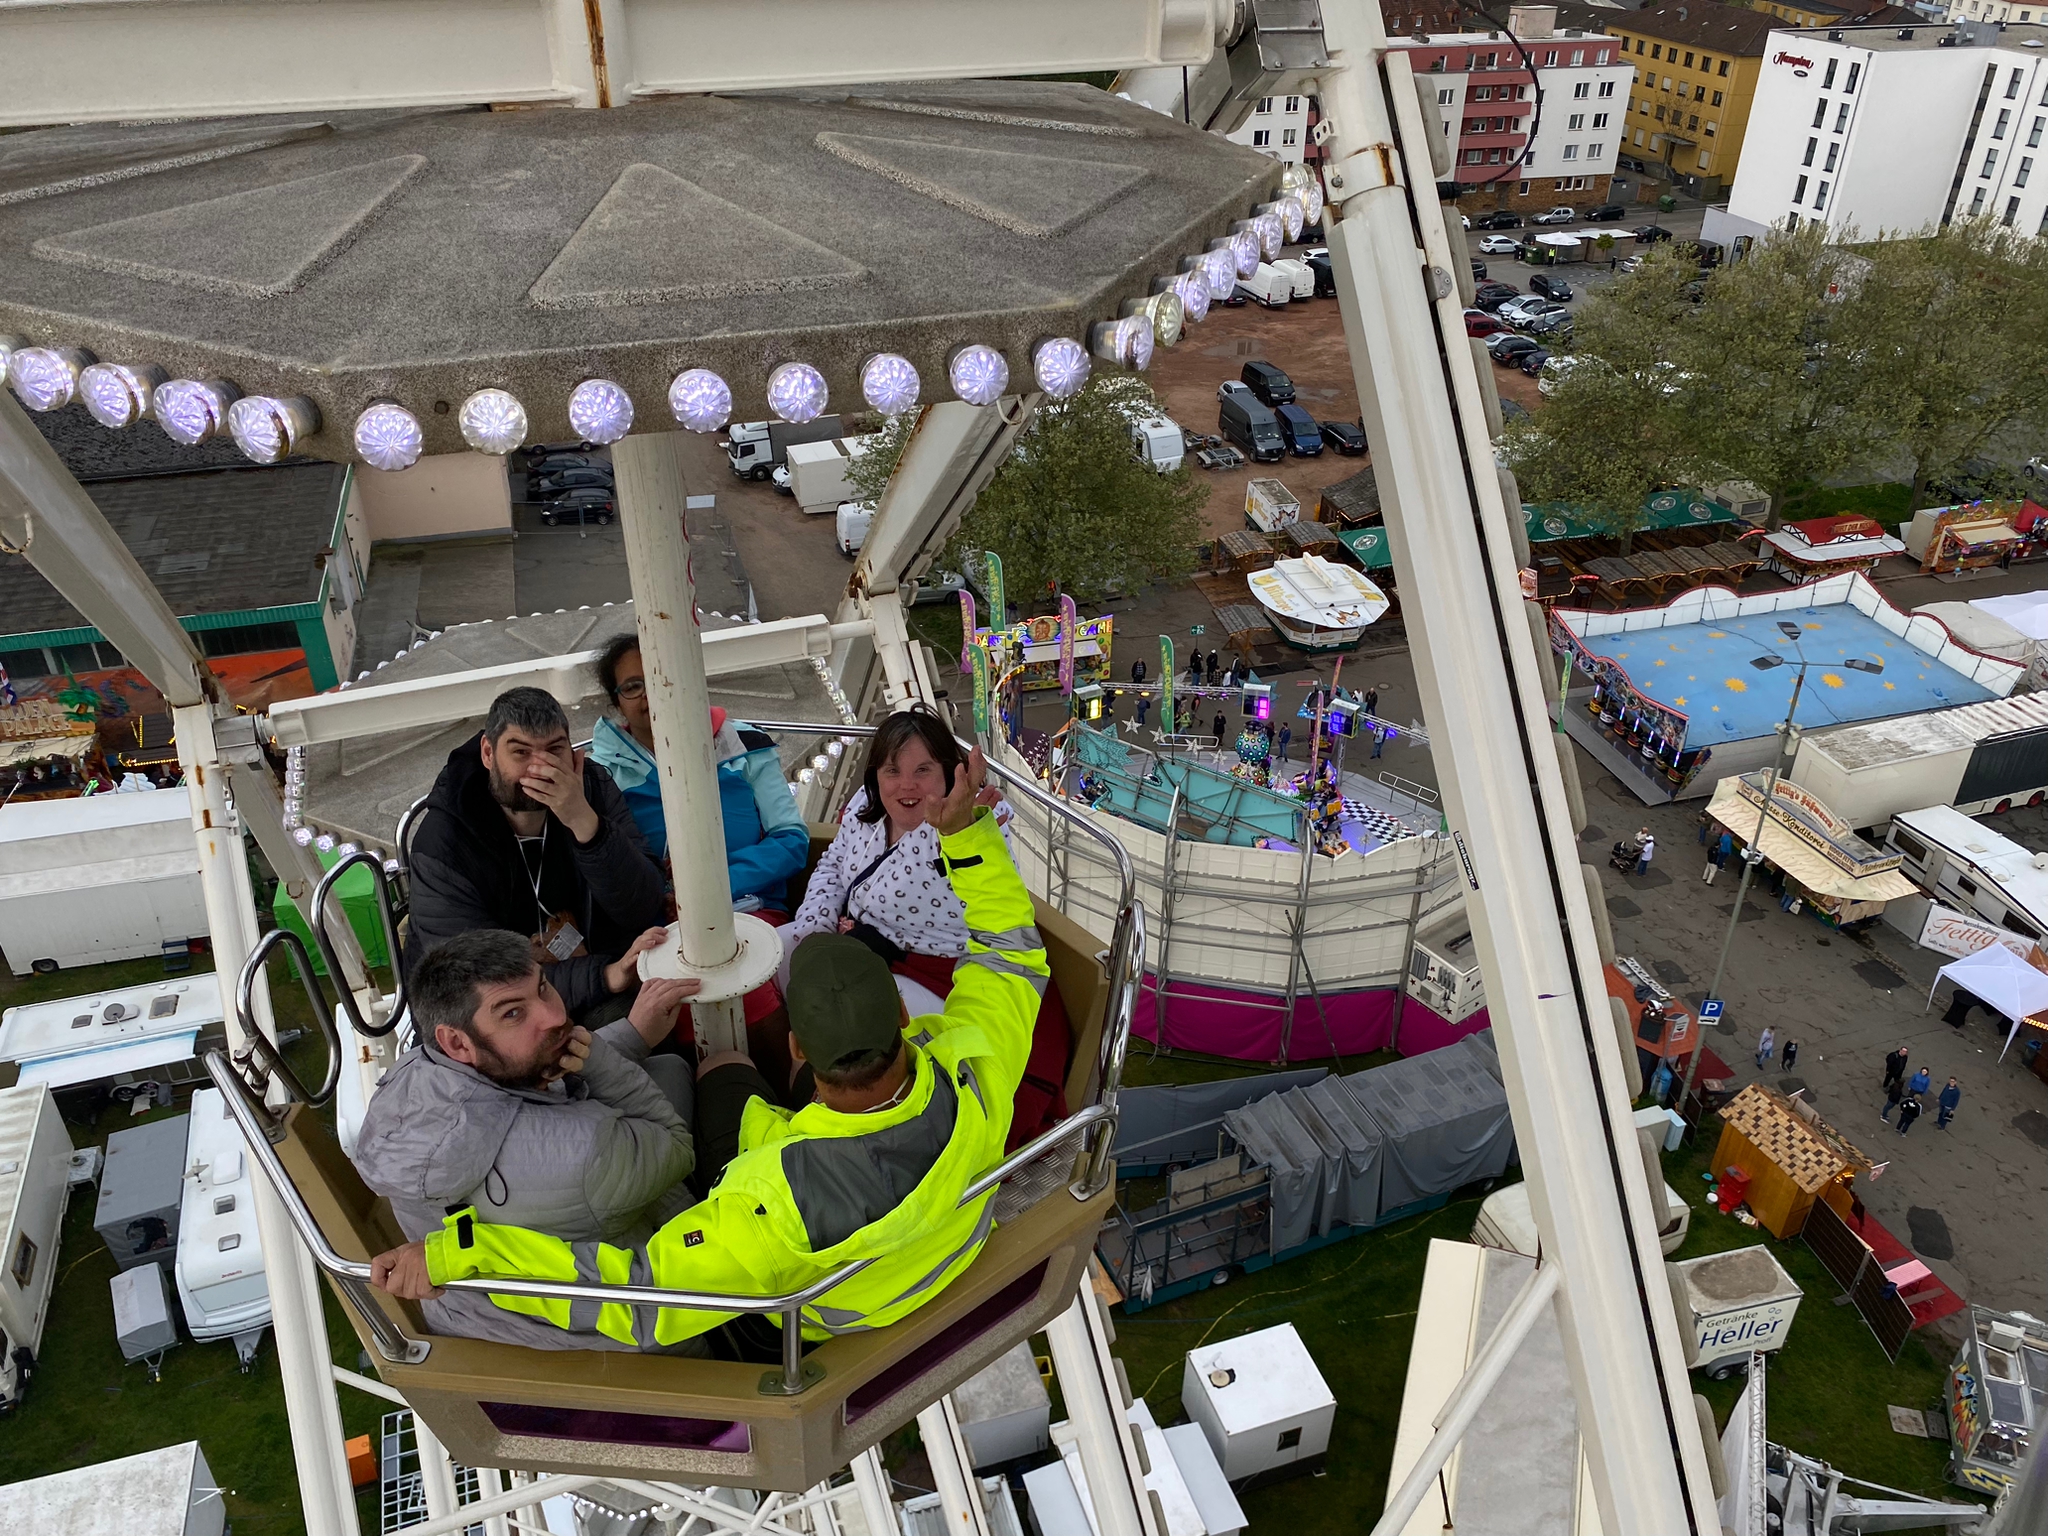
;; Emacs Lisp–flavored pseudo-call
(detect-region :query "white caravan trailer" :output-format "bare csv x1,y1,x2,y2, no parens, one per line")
174,1088,271,1367
1883,804,2048,944
0,787,206,975
0,975,225,1102
0,1084,71,1410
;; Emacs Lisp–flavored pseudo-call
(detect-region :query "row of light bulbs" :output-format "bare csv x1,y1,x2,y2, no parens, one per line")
0,171,1321,472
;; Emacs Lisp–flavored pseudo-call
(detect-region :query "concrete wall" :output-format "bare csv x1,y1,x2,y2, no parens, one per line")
352,451,512,543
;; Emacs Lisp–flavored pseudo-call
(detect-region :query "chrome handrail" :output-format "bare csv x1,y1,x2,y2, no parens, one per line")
393,792,430,875
233,928,345,1109
309,848,409,1038
206,1043,1114,1391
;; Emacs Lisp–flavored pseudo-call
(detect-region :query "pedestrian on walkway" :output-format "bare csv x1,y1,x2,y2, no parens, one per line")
1755,1026,1776,1070
1907,1065,1931,1098
1134,694,1150,730
1364,683,1380,718
1715,829,1734,868
1634,829,1656,877
1206,649,1220,683
1370,724,1386,759
1937,1076,1962,1128
1697,808,1712,845
1186,661,1202,691
1278,722,1292,760
1896,1093,1924,1135
1212,709,1227,742
1883,1045,1910,1091
1781,1038,1798,1070
1882,1075,1905,1122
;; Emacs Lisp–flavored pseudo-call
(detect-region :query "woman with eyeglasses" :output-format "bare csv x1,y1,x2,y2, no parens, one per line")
589,634,810,918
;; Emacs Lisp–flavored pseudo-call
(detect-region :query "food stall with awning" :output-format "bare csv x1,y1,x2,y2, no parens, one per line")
1706,772,1921,925
1247,555,1392,652
1761,514,1908,581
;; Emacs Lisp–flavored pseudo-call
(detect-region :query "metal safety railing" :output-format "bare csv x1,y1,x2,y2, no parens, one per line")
309,847,409,1038
238,715,1143,1392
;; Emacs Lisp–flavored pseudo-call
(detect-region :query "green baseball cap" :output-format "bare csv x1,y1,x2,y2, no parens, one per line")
787,933,904,1068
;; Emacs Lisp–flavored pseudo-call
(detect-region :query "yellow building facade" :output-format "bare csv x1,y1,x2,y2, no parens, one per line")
1600,6,1777,198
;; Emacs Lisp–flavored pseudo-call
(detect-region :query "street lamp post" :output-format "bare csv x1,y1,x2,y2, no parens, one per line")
1680,624,1883,1125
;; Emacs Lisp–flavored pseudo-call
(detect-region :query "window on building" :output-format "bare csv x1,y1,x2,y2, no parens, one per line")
1545,47,1559,66
1589,142,1605,158
1662,76,1673,91
1253,129,1272,146
1593,112,1609,128
1706,120,1718,136
1641,100,1650,114
1281,127,1298,145
1570,48,1585,65
1813,98,1828,128
1824,142,1838,171
1995,108,2012,139
1834,102,1849,131
1563,143,1580,160
196,621,302,657
2020,155,2034,187
1823,58,1837,88
2010,68,2025,99
1684,51,1696,67
1256,97,1273,114
1488,147,1505,163
2032,117,2045,148
1599,80,1616,97
1284,95,1302,112
1569,112,1585,130
1719,59,1730,76
1845,62,1859,92
1473,85,1492,101
1430,56,1445,72
1438,88,1454,104
1688,113,1700,130
1794,173,1809,201
2005,195,2022,225
1787,211,1800,230
0,644,53,680
1635,38,1645,52
1465,148,1485,165
2039,207,2048,234
1701,54,1714,72
1656,105,1668,121
1650,43,1661,58
1712,89,1724,106
1970,186,1988,215
1984,148,2000,176
1814,180,1829,209
1518,180,1532,195
1597,48,1611,64
1574,81,1590,98
1698,151,1712,170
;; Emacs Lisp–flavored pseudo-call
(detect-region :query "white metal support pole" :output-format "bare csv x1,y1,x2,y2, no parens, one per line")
473,1467,513,1536
173,706,361,1536
851,1448,898,1536
508,1470,555,1536
1314,5,1715,1530
1045,1288,1154,1536
614,432,779,1054
916,1396,993,1536
413,1412,463,1524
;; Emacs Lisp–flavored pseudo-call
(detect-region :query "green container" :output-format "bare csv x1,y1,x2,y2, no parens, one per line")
271,849,393,977
1657,193,1677,213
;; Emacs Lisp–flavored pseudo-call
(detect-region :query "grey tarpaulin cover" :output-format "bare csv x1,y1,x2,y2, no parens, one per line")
1223,1091,1331,1254
1341,1032,1517,1211
1111,1068,1329,1170
1291,1078,1385,1230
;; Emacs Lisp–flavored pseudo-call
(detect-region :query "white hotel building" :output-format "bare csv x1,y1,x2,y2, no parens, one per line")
1716,20,2048,243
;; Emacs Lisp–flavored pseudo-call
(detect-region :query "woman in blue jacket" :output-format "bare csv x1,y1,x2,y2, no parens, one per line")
588,634,810,916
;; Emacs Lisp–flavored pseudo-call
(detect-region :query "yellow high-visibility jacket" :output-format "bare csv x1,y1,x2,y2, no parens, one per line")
424,809,1048,1346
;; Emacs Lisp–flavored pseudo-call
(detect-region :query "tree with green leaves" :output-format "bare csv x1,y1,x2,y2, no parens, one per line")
843,404,918,509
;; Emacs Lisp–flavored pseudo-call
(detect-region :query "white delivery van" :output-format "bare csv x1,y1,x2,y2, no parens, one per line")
1129,415,1185,473
0,787,206,975
174,1088,270,1367
1666,1246,1803,1378
1237,263,1293,309
0,975,225,1102
785,433,876,515
1244,478,1300,534
0,1084,72,1410
1268,258,1315,301
835,500,876,557
1884,803,2048,944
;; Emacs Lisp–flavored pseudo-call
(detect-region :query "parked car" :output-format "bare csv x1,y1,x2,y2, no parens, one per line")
531,465,615,495
1585,203,1628,222
1473,280,1521,312
1473,211,1524,230
1487,333,1543,364
1459,213,1472,228
1531,206,1578,225
1618,254,1646,274
1240,360,1296,408
1528,273,1574,302
1478,234,1522,255
539,487,616,526
1320,420,1368,455
908,570,967,605
1634,224,1675,243
1471,258,1488,281
1304,250,1336,297
2024,455,2047,480
1218,379,1255,403
1274,403,1324,456
1499,295,1560,324
523,449,604,473
524,441,602,462
1524,308,1576,339
1463,308,1507,338
1237,264,1294,308
1519,347,1554,377
1536,355,1586,394
1617,154,1648,173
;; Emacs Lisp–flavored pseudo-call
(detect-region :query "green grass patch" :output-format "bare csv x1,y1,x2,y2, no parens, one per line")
1780,482,1915,526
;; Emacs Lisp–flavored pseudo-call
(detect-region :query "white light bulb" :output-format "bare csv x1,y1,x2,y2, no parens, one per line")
1196,247,1238,298
0,335,22,387
1126,292,1183,350
1280,163,1312,195
315,833,336,853
458,388,527,454
1245,212,1284,260
292,826,315,846
1227,229,1261,277
567,379,634,444
789,782,803,797
1090,315,1154,371
1301,175,1325,226
154,378,239,445
353,402,423,471
227,395,319,463
1171,268,1212,324
336,841,359,859
827,740,845,758
811,753,831,772
766,362,828,424
798,767,816,784
948,344,1010,407
1031,336,1091,399
1264,196,1304,243
384,857,403,874
668,368,732,432
10,347,95,412
79,363,166,429
860,353,921,415
283,796,301,816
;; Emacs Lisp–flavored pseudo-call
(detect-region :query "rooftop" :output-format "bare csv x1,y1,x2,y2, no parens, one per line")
29,399,288,482
0,82,1273,461
0,461,344,638
1599,4,1785,55
1776,18,2048,50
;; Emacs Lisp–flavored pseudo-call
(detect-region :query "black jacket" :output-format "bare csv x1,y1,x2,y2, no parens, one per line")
405,734,664,1019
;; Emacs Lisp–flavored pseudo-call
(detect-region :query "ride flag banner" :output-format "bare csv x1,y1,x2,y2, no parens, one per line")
970,645,991,734
1159,634,1175,728
958,589,977,674
983,550,1006,627
1058,593,1079,696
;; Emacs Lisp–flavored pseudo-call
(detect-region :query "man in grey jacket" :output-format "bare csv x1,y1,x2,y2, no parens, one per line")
352,928,702,1350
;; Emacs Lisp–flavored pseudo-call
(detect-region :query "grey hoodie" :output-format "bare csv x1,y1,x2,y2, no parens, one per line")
352,1019,696,1350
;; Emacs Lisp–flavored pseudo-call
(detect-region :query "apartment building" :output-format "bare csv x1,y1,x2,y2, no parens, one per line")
1224,92,1313,166
1718,20,2048,241
1942,0,2048,19
1392,6,1636,213
1597,5,1779,200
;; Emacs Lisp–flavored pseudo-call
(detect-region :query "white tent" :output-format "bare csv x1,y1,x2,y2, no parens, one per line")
1915,601,2035,666
1970,588,2048,642
1928,940,2048,1059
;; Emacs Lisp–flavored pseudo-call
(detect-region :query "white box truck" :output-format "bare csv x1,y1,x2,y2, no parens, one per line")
1792,692,2048,831
175,1088,270,1367
0,787,206,976
785,434,876,515
1666,1245,1803,1378
0,1084,70,1411
1129,415,1184,473
723,414,845,480
1245,478,1300,534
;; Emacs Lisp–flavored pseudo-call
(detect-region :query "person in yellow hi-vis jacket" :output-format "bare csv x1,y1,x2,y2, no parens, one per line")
369,740,1049,1352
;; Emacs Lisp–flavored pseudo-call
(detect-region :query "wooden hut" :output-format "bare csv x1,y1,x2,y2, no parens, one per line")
1317,467,1382,530
1712,1083,1871,1238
